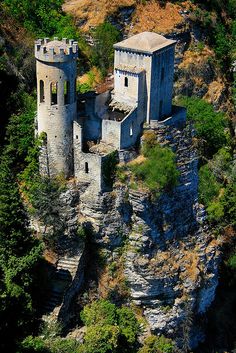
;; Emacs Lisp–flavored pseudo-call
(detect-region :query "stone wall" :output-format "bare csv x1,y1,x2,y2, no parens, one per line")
114,44,175,123
102,107,143,150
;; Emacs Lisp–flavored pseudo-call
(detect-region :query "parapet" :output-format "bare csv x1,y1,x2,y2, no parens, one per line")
35,37,78,63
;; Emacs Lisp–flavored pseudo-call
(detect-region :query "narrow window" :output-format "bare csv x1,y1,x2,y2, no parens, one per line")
76,135,78,139
159,100,163,116
124,76,128,87
85,162,89,173
161,67,164,82
40,80,45,103
51,82,58,105
64,81,70,105
130,122,133,137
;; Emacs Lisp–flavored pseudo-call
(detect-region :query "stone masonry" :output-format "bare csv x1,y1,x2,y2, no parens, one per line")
35,32,186,190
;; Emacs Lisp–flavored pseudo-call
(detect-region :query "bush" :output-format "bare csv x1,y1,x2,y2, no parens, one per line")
198,165,221,206
130,142,179,194
138,335,174,353
176,96,227,159
80,300,140,353
80,300,117,327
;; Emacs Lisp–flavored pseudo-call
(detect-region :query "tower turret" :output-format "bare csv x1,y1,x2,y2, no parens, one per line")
35,37,78,177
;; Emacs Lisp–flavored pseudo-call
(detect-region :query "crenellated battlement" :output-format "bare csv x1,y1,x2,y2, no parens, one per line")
35,37,78,63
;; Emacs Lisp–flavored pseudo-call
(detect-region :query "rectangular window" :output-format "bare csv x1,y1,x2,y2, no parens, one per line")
40,80,45,103
85,162,89,173
51,82,58,105
125,76,128,87
64,81,70,105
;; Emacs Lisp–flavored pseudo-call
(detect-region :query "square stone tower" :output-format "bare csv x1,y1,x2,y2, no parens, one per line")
113,32,176,123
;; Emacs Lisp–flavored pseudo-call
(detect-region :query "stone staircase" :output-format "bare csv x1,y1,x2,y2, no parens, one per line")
41,249,84,319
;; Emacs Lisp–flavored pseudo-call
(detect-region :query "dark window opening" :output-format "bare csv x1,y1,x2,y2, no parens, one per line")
85,162,89,173
124,76,128,87
51,82,58,105
64,81,70,105
40,80,45,103
76,135,78,139
159,100,163,116
55,135,57,138
161,67,164,82
130,122,133,137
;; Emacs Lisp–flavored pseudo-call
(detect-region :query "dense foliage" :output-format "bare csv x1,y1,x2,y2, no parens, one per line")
117,131,179,194
90,22,121,75
79,300,140,353
0,156,42,352
2,0,77,38
176,96,227,159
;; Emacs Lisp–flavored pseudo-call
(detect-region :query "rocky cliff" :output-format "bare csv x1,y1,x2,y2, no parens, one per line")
56,119,221,349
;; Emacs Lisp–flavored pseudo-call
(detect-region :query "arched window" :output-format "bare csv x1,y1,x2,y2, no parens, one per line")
64,81,70,105
85,162,89,173
161,67,164,82
51,82,58,105
124,76,128,87
40,80,45,103
130,122,133,137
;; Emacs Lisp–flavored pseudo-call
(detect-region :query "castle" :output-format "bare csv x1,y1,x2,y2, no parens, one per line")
35,32,186,190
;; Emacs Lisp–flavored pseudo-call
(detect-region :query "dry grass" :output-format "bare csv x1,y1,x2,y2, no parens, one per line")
63,0,135,32
131,1,184,34
128,155,147,166
78,66,103,86
204,79,226,105
179,46,215,69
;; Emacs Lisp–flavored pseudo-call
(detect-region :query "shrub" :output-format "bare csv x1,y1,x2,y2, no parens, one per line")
80,300,140,352
198,165,221,206
117,307,140,344
138,335,174,353
176,96,227,159
80,300,117,327
130,143,179,194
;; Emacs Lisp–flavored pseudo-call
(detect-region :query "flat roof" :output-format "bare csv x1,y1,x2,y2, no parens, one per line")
114,32,176,54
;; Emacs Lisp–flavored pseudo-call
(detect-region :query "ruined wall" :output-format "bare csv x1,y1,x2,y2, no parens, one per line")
102,107,142,150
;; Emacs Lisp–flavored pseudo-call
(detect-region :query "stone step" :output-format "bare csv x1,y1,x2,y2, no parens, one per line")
58,257,81,264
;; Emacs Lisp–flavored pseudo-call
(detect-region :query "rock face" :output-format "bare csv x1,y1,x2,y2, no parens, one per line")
36,120,220,348
76,121,221,349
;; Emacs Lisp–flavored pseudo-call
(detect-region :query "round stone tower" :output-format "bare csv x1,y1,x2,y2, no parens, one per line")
35,37,78,178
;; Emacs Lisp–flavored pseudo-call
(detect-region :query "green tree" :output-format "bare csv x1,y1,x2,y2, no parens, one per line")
177,96,227,159
91,22,121,75
0,156,42,351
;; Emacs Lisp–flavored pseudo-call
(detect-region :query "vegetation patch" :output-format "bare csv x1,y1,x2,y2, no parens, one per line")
117,131,179,195
176,96,228,159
